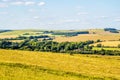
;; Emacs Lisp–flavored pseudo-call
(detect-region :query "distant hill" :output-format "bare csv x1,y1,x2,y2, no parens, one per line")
104,28,119,33
0,30,12,33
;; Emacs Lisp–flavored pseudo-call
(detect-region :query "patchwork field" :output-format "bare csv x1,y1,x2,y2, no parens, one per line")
0,29,120,42
54,29,120,42
0,49,120,80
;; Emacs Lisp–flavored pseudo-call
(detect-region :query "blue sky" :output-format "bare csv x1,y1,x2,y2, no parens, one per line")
0,0,120,30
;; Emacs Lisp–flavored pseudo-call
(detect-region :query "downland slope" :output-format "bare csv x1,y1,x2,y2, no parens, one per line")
54,29,120,42
0,49,120,80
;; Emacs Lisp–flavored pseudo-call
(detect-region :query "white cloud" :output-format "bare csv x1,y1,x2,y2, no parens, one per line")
114,18,120,22
33,16,40,19
0,12,8,14
2,0,9,2
1,1,46,7
0,3,8,8
77,12,88,15
62,19,80,23
76,6,83,10
38,2,46,6
25,1,35,6
100,16,108,18
28,9,36,12
11,1,24,6
11,1,35,6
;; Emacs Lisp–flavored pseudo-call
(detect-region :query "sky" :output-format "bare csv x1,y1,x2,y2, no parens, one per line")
0,0,120,30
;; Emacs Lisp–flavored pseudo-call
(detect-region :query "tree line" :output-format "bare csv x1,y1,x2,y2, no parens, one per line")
52,31,89,37
43,31,89,37
0,35,52,40
0,39,120,55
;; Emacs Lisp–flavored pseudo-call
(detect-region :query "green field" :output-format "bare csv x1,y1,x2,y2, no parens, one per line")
0,49,120,80
93,47,120,51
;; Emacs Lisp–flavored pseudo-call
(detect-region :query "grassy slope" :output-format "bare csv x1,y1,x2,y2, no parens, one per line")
0,30,43,39
0,49,120,80
54,29,120,42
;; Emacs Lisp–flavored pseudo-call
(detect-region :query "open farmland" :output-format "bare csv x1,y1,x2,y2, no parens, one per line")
0,49,120,80
54,34,120,42
54,29,120,42
0,30,44,39
0,29,120,42
1,0,120,80
91,41,120,47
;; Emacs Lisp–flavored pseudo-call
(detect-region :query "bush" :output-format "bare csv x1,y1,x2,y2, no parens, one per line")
97,44,102,47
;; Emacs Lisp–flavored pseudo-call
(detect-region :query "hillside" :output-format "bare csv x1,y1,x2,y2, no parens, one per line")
54,29,120,42
0,29,120,42
0,49,120,80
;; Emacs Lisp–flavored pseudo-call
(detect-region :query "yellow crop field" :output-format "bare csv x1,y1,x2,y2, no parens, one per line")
0,35,18,39
54,34,120,42
0,49,120,80
91,41,120,47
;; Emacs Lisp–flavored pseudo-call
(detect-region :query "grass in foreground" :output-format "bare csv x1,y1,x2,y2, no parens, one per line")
0,62,107,80
0,49,120,80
